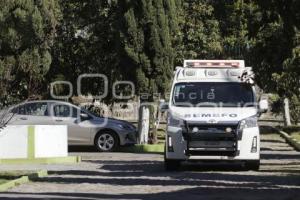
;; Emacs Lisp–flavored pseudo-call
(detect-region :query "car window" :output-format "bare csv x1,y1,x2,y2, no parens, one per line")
18,103,48,116
80,109,92,118
11,106,19,114
53,105,78,118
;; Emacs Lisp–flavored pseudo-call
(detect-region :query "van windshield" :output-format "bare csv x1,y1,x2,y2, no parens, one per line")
172,82,255,107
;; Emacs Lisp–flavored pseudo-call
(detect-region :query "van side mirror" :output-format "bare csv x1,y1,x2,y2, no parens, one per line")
159,100,169,112
259,99,268,113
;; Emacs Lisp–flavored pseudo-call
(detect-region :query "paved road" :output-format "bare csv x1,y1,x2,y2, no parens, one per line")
0,132,300,200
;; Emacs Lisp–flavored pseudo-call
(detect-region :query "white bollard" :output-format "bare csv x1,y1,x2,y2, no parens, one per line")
138,106,150,144
284,98,292,126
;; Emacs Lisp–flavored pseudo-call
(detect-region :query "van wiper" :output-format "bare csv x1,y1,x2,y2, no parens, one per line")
174,104,190,107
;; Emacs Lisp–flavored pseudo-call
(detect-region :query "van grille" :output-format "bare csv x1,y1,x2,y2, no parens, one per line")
183,123,239,156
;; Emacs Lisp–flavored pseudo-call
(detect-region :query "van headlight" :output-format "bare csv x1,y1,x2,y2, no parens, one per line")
238,116,258,130
168,114,186,128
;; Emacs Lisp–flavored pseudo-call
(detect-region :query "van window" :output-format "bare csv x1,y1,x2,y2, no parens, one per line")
172,82,255,107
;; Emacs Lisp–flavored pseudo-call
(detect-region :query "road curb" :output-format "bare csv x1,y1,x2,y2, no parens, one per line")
0,169,48,192
121,144,164,154
0,156,81,164
277,130,300,151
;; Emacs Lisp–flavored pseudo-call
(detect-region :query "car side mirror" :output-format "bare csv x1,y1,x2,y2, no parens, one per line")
159,100,169,113
80,113,90,121
259,99,268,113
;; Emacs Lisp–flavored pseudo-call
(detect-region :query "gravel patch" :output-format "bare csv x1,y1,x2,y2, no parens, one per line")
0,133,299,200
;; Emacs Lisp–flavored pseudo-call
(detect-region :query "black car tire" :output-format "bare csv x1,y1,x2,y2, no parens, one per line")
95,130,119,152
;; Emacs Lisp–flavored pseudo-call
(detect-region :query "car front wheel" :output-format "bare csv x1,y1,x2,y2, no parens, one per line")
95,131,119,152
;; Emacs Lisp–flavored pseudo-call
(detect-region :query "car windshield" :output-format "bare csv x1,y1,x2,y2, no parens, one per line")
172,82,255,107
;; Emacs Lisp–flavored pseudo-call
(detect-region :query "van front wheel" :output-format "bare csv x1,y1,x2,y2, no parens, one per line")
245,160,260,171
164,159,181,171
164,151,181,171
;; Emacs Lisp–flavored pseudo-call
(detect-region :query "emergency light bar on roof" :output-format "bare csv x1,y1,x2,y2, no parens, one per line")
184,60,245,68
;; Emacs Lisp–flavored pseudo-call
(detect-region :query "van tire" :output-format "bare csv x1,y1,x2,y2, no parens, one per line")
164,159,181,171
164,151,181,171
245,160,260,171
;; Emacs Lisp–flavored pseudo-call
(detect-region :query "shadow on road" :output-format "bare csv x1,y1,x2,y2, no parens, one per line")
1,187,300,200
2,161,300,200
68,146,98,152
2,156,300,200
1,125,300,200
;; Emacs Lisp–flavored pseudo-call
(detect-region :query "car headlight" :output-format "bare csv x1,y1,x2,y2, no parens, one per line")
117,123,136,130
238,116,258,130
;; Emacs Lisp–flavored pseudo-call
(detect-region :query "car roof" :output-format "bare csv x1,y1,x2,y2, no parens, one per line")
14,100,77,107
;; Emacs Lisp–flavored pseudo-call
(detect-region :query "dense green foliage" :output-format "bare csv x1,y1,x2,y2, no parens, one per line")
176,0,222,62
117,0,179,96
0,0,60,107
49,0,118,99
251,0,300,95
0,0,299,116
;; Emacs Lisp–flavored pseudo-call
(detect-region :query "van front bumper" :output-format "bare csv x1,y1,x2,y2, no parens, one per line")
165,126,260,161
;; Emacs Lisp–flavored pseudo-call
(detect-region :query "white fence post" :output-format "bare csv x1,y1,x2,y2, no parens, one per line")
138,105,150,144
284,98,292,126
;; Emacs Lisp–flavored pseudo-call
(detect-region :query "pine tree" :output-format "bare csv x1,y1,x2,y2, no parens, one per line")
117,0,180,96
49,0,119,101
0,0,61,106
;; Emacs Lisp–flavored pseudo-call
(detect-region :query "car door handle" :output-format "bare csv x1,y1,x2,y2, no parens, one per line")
20,117,27,120
55,119,63,122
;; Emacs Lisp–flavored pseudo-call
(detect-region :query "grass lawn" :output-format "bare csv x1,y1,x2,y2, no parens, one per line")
280,126,300,142
291,132,300,142
121,144,164,154
0,179,9,185
0,172,22,188
0,170,48,192
0,173,26,192
0,171,34,185
0,171,33,178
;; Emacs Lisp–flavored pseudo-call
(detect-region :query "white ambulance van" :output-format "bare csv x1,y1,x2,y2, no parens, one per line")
161,60,268,170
